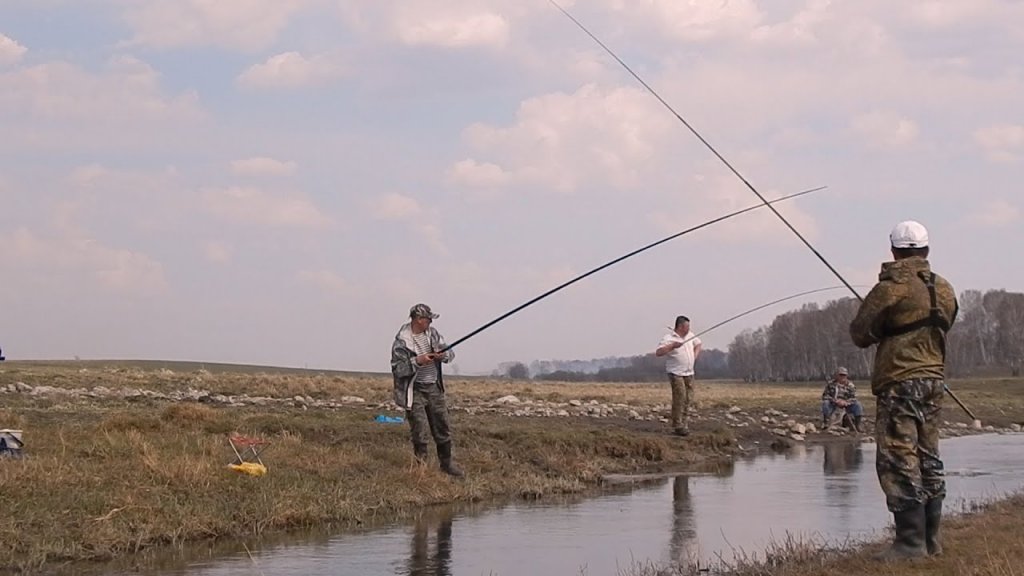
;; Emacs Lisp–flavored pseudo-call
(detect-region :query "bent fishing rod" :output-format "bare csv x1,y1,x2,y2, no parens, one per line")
672,285,869,346
547,0,859,302
548,0,977,421
442,185,826,352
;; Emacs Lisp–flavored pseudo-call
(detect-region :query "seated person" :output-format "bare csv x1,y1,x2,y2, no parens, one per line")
821,366,863,431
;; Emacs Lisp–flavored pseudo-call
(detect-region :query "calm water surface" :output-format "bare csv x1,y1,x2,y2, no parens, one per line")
110,434,1024,576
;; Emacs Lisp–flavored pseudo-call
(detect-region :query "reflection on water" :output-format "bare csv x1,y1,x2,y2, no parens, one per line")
107,434,1023,576
669,476,697,568
406,507,454,576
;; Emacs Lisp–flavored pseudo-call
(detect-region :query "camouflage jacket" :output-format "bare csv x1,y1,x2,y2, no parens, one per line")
850,256,958,395
821,379,858,402
391,323,454,410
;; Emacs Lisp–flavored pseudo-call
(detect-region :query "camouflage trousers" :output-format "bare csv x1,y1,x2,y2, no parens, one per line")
405,382,452,448
668,374,695,431
875,378,945,512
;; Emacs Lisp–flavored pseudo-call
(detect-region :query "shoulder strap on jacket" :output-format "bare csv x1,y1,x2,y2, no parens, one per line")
882,272,951,337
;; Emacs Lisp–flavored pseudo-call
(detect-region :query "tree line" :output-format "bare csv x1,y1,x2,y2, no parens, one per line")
497,288,1023,382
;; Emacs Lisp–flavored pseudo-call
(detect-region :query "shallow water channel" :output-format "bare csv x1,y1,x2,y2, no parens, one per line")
118,434,1023,576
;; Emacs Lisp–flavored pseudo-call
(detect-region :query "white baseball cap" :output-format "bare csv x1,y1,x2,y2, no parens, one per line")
890,220,929,249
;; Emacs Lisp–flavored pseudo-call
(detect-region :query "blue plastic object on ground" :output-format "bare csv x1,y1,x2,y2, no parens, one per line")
374,415,404,424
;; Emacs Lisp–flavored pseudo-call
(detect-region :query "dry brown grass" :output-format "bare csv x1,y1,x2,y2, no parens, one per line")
0,400,730,572
0,362,1021,574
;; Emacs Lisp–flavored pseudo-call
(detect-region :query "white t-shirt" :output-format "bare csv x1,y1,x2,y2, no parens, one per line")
660,331,702,376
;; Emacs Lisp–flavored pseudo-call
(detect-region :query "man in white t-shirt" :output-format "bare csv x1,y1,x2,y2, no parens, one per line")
655,315,703,436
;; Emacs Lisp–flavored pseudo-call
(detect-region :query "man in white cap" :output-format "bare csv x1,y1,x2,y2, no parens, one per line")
850,220,958,560
391,303,463,477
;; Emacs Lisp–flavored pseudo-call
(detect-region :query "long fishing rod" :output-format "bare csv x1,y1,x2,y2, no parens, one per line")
442,185,826,351
679,285,869,345
547,1,983,423
547,0,860,302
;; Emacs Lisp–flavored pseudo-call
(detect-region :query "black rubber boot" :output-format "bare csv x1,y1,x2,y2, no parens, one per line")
925,498,943,556
413,443,429,464
875,505,927,561
437,442,464,478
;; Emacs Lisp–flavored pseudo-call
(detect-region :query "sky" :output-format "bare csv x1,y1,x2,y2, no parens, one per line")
1,0,1022,375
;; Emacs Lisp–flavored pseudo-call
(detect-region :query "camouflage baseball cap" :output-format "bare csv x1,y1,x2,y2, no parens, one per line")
410,303,439,319
836,366,849,375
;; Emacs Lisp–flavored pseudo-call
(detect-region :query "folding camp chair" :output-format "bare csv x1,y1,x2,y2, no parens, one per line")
0,429,23,459
227,433,270,476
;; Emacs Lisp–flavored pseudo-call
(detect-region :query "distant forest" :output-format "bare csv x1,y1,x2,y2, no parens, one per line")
495,288,1024,382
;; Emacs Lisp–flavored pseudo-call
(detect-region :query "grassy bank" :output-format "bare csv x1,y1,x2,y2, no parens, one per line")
0,399,732,572
0,362,1021,573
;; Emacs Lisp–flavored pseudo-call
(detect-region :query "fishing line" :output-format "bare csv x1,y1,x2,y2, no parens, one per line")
443,185,827,351
547,0,861,302
546,1,978,423
669,285,871,346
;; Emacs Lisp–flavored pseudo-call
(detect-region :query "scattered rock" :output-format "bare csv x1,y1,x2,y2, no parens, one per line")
789,423,807,435
789,433,805,442
1011,423,1022,432
494,395,520,405
727,406,742,414
569,399,583,407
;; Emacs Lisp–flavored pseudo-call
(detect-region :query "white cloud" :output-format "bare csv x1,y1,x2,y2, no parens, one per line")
231,157,297,176
849,110,920,150
975,124,1024,163
298,269,347,294
608,0,763,42
1,228,168,296
648,171,820,245
967,199,1021,227
237,52,342,88
0,56,201,151
204,242,233,263
0,57,199,120
460,84,671,192
203,186,332,229
396,11,510,48
905,0,1022,29
751,0,832,46
368,193,447,254
0,33,27,65
446,159,511,189
120,0,309,51
67,164,112,187
370,192,423,221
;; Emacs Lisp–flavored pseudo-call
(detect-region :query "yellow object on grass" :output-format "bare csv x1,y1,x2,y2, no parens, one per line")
228,462,267,476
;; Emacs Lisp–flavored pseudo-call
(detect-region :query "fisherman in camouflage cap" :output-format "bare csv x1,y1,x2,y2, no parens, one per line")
850,220,958,560
391,303,463,477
